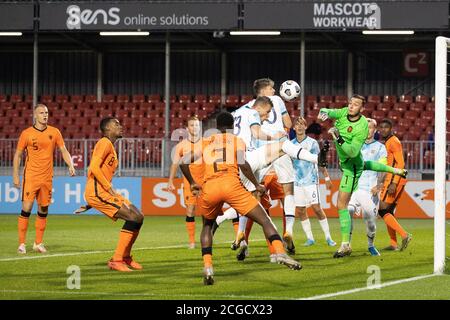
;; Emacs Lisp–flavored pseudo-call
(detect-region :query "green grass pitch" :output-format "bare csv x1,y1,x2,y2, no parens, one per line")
0,215,448,300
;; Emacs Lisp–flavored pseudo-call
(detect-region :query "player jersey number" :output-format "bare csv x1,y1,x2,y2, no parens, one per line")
107,156,115,166
213,148,227,173
32,140,38,151
234,116,242,135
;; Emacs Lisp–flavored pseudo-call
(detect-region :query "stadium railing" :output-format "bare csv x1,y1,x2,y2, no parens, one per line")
0,139,446,179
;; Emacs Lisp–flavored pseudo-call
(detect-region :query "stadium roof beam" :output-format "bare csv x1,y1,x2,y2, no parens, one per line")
186,32,223,52
57,33,102,53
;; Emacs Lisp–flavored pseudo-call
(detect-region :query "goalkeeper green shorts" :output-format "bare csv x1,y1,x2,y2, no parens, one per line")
339,163,363,194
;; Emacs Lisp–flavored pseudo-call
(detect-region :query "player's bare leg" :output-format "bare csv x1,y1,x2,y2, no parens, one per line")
185,204,196,249
33,205,49,253
246,203,301,270
109,204,144,272
17,201,33,254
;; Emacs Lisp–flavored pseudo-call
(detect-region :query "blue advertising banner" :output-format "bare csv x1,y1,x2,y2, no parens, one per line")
0,176,141,215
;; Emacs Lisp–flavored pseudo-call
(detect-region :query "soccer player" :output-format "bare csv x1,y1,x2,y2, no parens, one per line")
291,117,336,248
378,119,412,251
246,78,297,253
348,118,387,256
318,95,407,258
13,104,75,254
180,112,301,285
167,116,203,249
84,117,144,272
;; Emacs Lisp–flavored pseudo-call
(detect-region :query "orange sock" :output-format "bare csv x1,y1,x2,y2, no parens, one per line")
35,216,47,244
266,239,276,254
271,239,286,254
18,216,29,244
245,219,254,243
383,213,407,241
387,225,398,247
203,254,213,268
113,230,134,261
282,213,287,236
124,231,139,258
186,221,195,244
232,221,239,235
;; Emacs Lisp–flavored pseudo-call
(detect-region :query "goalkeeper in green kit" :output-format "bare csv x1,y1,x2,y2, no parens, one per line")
318,95,407,258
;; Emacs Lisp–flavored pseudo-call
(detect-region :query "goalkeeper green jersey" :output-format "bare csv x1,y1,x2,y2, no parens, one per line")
320,107,368,163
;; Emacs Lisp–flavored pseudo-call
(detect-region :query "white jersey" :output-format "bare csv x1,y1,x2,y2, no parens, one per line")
249,95,288,148
358,140,388,192
232,105,261,150
292,136,320,187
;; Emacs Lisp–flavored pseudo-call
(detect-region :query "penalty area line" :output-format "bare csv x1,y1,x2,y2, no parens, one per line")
299,273,440,300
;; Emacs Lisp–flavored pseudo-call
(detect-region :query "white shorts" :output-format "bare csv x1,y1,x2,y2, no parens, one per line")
349,189,379,218
294,184,320,208
272,154,294,184
241,147,273,192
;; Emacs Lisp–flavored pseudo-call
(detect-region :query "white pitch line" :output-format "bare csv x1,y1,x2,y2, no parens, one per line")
0,239,266,262
299,274,440,300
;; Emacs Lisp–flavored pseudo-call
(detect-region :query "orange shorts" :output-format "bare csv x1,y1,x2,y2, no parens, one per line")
22,176,52,207
182,177,202,207
85,180,131,221
260,174,285,210
197,176,259,220
381,181,406,205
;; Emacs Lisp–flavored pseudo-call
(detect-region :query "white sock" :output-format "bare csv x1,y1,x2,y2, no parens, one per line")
216,208,238,225
365,215,377,247
282,140,318,163
284,195,295,235
285,215,295,235
301,219,314,240
319,218,331,240
238,215,248,233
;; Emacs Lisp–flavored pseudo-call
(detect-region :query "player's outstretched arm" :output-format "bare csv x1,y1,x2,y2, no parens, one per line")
167,143,183,191
318,107,347,121
12,149,23,188
251,124,285,141
59,145,76,176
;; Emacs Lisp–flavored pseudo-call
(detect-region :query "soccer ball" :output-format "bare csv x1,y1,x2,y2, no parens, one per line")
279,80,301,101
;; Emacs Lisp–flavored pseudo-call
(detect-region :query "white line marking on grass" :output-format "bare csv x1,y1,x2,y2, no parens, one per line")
300,274,440,300
0,239,266,262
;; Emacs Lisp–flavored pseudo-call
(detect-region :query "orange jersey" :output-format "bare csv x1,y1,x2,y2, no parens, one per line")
384,134,407,185
86,137,118,191
174,138,204,184
17,125,65,181
201,133,246,183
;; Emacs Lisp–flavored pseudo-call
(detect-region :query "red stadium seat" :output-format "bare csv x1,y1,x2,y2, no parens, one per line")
194,94,207,105
0,94,7,103
334,95,348,104
208,94,221,106
52,109,66,118
9,94,23,104
153,102,165,112
186,102,200,112
116,95,129,103
363,102,376,113
147,94,161,104
58,117,73,127
240,95,253,105
319,95,333,103
403,132,420,141
85,95,97,103
99,109,113,118
61,102,75,110
329,102,346,108
399,95,413,104
398,118,413,128
77,102,91,110
306,95,317,107
202,102,216,113
15,102,30,112
24,95,33,104
421,111,434,122
415,95,429,104
6,109,20,118
73,117,87,126
89,118,101,127
132,94,145,104
409,102,424,113
67,109,81,118
139,102,153,113
115,109,129,118
178,94,192,104
377,103,391,112
425,102,435,112
102,94,115,103
171,102,183,111
393,126,407,140
387,110,402,122
40,94,53,104
383,95,397,104
83,109,97,118
55,95,69,104
404,110,419,121
3,124,17,137
393,102,408,113
123,102,137,111
225,95,239,107
414,118,429,129
371,110,386,123
71,95,84,104
163,95,177,104
367,95,381,104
